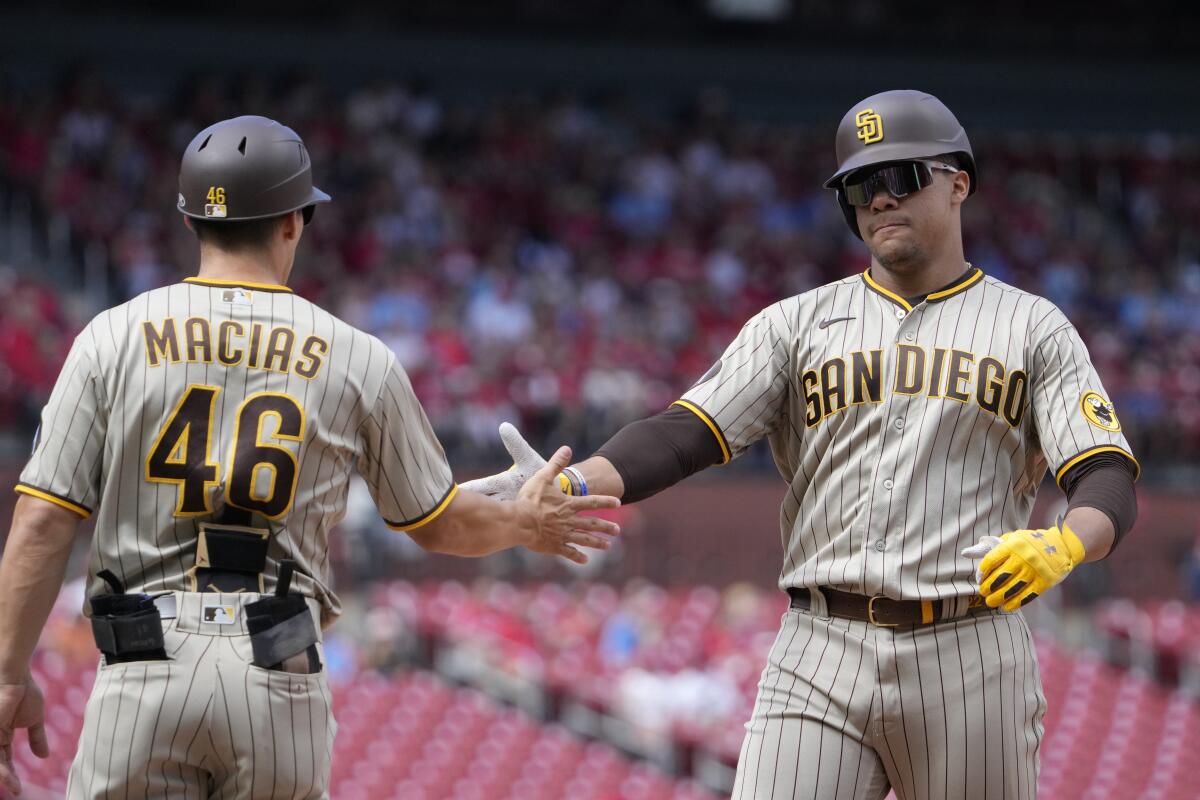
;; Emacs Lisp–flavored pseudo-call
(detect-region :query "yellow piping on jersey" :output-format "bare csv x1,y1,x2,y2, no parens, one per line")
1054,445,1140,487
926,267,983,301
862,266,983,310
14,484,92,518
862,270,913,312
671,400,732,464
184,277,293,293
388,484,460,532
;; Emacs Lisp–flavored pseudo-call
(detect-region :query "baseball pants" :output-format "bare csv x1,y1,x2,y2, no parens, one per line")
65,591,336,799
731,593,1046,800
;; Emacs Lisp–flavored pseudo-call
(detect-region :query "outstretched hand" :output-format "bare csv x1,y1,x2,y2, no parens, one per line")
458,422,546,502
515,445,620,564
0,675,49,797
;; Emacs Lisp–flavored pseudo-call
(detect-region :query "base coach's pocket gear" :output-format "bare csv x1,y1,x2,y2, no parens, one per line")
185,522,270,593
245,560,321,674
88,570,167,665
68,589,335,798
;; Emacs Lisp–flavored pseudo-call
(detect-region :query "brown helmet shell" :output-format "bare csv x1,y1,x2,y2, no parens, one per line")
177,115,330,222
825,90,976,238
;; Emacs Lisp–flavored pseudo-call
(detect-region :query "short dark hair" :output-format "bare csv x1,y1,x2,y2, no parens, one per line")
191,214,287,252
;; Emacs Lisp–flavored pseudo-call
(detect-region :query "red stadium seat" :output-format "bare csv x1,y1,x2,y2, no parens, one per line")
17,586,1200,800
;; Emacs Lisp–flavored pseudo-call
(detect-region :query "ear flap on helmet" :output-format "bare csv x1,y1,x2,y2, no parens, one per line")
837,190,863,240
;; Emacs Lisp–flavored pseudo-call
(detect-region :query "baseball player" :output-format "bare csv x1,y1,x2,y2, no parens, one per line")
462,91,1139,799
0,115,619,799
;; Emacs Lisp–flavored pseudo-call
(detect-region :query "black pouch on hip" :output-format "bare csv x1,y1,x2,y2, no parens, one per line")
89,570,168,665
244,561,321,674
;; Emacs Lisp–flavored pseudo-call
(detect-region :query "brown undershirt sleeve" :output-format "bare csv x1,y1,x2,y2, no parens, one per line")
594,406,725,503
1059,453,1138,553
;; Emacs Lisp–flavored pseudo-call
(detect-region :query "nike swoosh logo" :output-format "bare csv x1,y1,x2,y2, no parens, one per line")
818,316,856,330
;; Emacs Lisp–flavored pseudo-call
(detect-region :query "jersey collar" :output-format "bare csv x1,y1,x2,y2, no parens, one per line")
184,277,294,293
862,265,983,312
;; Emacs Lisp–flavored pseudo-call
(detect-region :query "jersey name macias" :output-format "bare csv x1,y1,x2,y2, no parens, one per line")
677,267,1139,600
17,278,457,620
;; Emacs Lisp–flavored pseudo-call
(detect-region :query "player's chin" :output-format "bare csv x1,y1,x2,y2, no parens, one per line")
871,235,919,265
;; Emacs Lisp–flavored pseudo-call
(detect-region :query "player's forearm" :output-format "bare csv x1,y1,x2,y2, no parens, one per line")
570,456,625,499
405,490,529,557
0,497,80,681
1063,506,1115,563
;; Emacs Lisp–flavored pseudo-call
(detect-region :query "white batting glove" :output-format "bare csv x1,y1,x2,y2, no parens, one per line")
458,422,548,502
960,535,1004,584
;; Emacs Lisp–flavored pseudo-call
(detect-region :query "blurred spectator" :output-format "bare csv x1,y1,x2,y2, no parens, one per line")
1184,531,1200,602
1,71,1197,469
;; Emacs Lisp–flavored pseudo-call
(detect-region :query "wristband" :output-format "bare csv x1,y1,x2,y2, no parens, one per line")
563,466,588,497
557,473,574,495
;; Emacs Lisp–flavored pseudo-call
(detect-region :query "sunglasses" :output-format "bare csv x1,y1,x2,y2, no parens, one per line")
841,160,959,207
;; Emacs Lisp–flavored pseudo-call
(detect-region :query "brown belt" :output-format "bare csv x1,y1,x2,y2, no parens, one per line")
788,587,992,627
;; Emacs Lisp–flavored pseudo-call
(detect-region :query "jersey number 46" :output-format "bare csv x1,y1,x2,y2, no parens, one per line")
145,384,305,519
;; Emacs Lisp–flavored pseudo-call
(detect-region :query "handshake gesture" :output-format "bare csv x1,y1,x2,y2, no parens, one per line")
458,423,619,565
460,422,554,501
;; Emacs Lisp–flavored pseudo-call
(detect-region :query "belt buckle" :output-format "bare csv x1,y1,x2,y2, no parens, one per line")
867,595,898,627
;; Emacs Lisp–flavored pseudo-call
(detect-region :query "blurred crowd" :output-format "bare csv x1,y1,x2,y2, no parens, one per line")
360,578,780,757
353,578,1200,768
1,71,1198,467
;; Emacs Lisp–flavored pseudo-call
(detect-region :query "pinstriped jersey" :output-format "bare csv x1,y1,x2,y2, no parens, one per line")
17,277,455,621
678,267,1138,601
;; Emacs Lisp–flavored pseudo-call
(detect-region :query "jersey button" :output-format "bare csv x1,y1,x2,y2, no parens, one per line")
875,540,886,552
883,479,893,490
894,418,904,429
895,309,905,319
904,331,915,341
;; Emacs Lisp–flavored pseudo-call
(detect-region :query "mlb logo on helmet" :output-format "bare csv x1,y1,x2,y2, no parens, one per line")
856,108,884,144
204,204,227,218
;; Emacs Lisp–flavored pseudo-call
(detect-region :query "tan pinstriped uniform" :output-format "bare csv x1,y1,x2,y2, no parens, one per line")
17,277,456,799
675,267,1138,799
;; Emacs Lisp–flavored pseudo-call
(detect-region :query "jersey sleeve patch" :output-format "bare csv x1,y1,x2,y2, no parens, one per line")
1080,390,1121,432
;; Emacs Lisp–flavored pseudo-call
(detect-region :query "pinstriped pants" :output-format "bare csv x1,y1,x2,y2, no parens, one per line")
731,602,1046,800
65,592,336,800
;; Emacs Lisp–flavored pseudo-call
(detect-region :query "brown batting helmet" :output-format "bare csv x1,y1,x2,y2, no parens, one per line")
825,90,976,238
177,115,330,223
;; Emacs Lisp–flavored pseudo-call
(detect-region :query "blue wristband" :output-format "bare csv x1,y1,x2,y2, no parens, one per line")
563,466,588,497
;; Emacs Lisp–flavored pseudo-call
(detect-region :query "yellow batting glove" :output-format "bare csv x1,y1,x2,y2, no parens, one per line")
967,518,1086,612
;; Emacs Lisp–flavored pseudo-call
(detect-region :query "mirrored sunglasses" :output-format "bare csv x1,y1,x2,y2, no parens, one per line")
842,160,959,207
